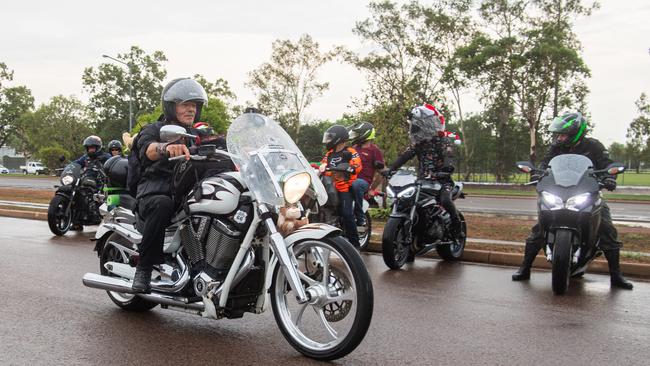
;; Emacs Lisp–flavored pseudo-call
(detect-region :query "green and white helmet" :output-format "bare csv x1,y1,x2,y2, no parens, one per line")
549,112,587,147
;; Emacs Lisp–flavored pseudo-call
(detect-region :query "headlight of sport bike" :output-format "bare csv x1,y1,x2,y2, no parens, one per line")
541,191,563,210
281,171,311,204
61,174,75,186
397,186,416,199
565,192,591,211
386,186,395,198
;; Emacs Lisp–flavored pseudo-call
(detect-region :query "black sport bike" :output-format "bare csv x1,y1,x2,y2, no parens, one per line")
47,160,105,236
517,154,626,295
381,170,466,269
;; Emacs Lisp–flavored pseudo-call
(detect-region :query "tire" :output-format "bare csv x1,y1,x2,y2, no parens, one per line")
99,233,158,312
358,212,372,251
47,195,72,236
436,212,466,261
270,236,373,361
552,229,573,295
381,217,410,270
23,170,27,175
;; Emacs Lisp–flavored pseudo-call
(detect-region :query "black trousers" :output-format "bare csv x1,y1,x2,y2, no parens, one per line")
439,184,460,226
526,202,621,251
137,194,175,267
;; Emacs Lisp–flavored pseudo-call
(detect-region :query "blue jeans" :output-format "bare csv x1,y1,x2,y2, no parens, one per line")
338,190,360,247
351,179,370,224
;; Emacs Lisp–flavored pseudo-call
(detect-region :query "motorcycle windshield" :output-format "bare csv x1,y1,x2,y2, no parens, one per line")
389,170,416,187
547,154,593,187
227,113,327,207
61,162,81,178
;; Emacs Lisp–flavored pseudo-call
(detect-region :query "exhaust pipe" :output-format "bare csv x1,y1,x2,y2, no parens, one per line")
82,273,204,312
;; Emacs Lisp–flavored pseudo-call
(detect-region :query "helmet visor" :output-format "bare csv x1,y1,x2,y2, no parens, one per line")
322,132,335,144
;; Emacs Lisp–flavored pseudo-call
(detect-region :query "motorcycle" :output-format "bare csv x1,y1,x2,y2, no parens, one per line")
516,155,626,295
308,164,376,250
83,113,373,361
47,160,105,236
381,170,466,269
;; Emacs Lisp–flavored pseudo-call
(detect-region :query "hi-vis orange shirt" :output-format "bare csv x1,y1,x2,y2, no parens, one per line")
321,147,362,192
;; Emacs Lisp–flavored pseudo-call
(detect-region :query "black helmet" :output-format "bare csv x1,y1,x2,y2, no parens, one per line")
407,104,443,146
322,125,349,150
349,122,376,145
108,140,122,153
549,112,588,148
83,135,103,158
161,78,208,123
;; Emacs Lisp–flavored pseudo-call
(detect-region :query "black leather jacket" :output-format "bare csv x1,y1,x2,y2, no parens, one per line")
539,137,612,171
389,136,455,179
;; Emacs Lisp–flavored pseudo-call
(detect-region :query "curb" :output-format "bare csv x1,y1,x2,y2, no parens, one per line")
0,208,648,278
0,208,47,221
365,241,650,278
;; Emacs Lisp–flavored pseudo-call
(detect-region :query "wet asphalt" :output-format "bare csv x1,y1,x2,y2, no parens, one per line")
0,216,649,366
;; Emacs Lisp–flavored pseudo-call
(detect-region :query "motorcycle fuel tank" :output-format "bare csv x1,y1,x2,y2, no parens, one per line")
188,172,247,216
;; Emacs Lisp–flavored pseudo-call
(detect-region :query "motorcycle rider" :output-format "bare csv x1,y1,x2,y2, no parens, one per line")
73,135,112,167
384,104,463,239
130,77,208,293
512,112,633,290
349,122,385,226
320,125,363,247
108,140,124,157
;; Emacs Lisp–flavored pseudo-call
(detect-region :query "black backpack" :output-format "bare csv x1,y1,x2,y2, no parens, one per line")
126,132,143,196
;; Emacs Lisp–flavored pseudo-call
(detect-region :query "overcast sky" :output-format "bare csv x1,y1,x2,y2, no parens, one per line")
1,0,649,146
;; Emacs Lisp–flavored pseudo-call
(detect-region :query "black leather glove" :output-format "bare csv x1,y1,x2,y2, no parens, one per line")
346,166,356,174
381,170,394,178
602,177,617,191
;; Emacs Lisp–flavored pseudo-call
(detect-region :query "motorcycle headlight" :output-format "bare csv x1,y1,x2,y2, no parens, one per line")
386,186,395,198
566,193,591,211
397,186,416,199
61,174,75,186
541,191,563,210
281,171,311,204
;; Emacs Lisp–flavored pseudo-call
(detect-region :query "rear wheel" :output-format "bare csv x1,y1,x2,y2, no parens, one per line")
47,195,72,236
381,217,410,270
552,229,573,295
436,212,466,261
99,233,157,311
270,236,373,361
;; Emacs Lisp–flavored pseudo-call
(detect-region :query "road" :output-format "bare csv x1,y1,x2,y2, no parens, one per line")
0,216,648,365
0,176,57,190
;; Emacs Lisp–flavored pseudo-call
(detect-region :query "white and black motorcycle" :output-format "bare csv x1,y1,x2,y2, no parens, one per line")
83,113,374,361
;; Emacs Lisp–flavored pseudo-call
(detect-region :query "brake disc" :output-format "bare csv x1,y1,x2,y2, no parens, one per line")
323,267,352,322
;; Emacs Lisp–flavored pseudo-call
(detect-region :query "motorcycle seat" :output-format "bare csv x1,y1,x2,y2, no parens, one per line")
119,194,137,212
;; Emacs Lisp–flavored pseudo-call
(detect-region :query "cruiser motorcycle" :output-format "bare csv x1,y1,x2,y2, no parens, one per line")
83,113,373,361
47,160,105,235
517,155,626,295
382,170,466,269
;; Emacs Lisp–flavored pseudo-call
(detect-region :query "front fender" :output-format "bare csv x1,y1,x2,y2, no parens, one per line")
283,223,342,247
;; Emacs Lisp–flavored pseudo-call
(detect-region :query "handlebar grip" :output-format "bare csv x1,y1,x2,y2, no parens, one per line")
168,155,188,162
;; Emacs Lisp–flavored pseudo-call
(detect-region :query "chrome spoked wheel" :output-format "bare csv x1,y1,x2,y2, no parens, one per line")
271,236,373,361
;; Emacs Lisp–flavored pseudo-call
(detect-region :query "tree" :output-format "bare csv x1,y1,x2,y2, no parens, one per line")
14,96,94,159
0,62,34,147
247,34,341,140
82,46,167,142
626,93,650,173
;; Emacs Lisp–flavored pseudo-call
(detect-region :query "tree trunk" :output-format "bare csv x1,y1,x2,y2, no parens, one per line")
529,123,537,164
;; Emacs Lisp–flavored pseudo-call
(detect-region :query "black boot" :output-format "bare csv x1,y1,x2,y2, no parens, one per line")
512,242,541,281
604,250,633,290
132,265,152,294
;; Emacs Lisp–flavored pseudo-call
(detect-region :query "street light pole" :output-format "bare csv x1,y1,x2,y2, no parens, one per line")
102,54,133,132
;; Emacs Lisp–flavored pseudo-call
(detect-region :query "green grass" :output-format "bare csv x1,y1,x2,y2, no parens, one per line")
456,171,650,186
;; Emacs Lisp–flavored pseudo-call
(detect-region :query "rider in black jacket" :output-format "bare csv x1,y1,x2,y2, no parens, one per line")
385,104,463,239
512,112,633,289
130,78,208,293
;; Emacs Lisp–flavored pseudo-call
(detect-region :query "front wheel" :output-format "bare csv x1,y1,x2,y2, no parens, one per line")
271,236,373,361
357,212,372,250
47,195,72,236
381,217,411,270
552,229,573,295
436,212,466,261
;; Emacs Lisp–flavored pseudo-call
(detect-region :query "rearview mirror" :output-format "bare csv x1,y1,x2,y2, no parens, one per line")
159,125,197,143
516,161,534,173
